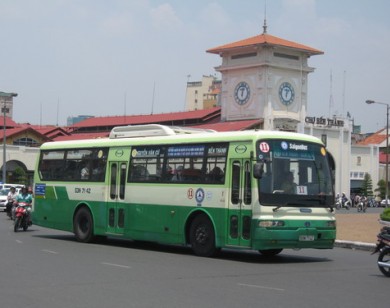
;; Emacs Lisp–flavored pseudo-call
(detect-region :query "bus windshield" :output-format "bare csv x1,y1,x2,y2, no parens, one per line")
256,139,334,207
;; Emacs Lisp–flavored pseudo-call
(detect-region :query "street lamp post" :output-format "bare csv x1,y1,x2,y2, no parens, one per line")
1,100,9,184
366,99,389,207
1,92,17,185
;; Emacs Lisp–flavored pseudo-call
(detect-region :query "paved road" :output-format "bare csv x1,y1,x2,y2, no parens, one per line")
335,206,385,215
0,212,388,308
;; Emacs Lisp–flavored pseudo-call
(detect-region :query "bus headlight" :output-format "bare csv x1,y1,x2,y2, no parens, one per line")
327,221,336,228
258,220,285,227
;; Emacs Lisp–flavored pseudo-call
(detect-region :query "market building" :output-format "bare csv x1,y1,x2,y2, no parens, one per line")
0,27,381,195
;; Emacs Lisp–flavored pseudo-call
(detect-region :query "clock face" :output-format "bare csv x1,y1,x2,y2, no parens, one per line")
234,82,251,105
279,82,295,106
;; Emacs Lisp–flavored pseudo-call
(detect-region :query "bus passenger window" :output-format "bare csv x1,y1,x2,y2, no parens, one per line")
131,165,149,181
209,166,224,183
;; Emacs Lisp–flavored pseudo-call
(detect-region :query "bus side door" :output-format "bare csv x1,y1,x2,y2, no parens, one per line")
107,161,127,235
227,159,252,247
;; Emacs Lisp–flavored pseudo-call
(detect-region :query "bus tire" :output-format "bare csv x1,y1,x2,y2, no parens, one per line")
74,207,94,243
189,214,217,257
259,249,283,256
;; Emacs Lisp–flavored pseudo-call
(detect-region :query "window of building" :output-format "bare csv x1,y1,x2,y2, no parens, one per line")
13,137,39,147
274,52,299,60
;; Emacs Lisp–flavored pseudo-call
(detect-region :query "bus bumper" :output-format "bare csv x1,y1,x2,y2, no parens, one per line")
252,226,336,250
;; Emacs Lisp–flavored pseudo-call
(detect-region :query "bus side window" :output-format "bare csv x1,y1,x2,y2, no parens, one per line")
131,165,149,181
209,166,224,183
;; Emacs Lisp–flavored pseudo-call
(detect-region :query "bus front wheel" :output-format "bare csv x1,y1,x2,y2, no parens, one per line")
74,207,94,243
189,214,218,257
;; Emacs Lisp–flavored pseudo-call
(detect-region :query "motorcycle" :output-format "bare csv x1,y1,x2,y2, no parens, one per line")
335,196,350,210
13,202,32,232
372,222,390,277
357,197,367,213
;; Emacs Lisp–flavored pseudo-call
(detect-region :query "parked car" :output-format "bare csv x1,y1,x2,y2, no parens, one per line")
381,199,390,207
0,188,10,211
0,183,24,190
0,186,22,211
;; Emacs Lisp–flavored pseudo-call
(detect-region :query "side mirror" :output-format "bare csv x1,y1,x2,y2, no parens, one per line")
253,162,264,179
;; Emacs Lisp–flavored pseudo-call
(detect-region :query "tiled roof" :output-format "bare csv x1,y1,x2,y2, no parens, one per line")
51,120,262,141
357,128,387,146
70,107,221,129
53,132,109,141
207,33,323,55
3,117,18,128
0,126,51,141
192,119,263,132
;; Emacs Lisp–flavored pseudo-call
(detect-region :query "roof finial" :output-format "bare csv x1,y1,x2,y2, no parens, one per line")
262,0,268,34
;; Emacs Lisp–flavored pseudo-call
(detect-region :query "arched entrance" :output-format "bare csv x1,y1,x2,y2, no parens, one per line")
0,160,30,184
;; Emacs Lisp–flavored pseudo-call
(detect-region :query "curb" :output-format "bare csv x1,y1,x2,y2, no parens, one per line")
335,240,376,251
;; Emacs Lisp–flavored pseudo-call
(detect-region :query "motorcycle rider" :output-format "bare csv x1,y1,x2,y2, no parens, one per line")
15,186,33,224
342,193,349,207
6,186,18,217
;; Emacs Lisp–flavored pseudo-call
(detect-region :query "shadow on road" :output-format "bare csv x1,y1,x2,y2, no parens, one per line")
32,231,332,264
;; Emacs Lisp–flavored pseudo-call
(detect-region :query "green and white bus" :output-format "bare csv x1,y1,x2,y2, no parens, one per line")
32,124,336,257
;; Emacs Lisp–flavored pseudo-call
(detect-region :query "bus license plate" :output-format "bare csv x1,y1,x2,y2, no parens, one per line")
299,235,314,241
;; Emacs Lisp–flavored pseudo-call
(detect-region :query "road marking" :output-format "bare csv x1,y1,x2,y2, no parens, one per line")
42,249,59,254
101,262,131,269
15,239,23,244
238,283,285,291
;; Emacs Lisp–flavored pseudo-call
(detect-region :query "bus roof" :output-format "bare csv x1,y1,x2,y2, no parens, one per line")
39,126,323,150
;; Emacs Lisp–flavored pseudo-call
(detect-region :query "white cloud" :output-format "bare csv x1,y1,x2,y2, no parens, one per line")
150,3,182,29
100,12,135,37
200,2,230,27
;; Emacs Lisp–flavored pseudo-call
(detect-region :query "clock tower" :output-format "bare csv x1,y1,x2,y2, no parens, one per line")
206,26,323,131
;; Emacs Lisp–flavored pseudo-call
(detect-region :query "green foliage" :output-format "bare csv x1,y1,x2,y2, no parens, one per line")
375,179,387,200
361,173,374,197
12,167,27,184
380,208,390,222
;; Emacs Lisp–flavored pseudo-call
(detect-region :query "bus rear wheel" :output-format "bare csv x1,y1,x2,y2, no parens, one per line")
74,207,94,243
259,249,283,256
189,214,218,257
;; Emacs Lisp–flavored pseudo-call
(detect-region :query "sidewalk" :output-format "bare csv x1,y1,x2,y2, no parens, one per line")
334,212,380,251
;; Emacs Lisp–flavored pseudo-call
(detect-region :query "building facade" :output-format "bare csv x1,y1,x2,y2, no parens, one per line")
206,27,378,197
185,75,221,111
0,28,381,197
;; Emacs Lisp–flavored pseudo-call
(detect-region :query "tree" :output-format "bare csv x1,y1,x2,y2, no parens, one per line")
375,179,387,200
361,173,374,197
12,167,27,184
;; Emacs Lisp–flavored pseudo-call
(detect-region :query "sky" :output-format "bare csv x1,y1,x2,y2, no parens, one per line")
0,0,389,133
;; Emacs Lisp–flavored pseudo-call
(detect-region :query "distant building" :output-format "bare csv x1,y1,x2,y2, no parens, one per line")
0,91,17,119
67,115,94,126
0,26,383,196
185,75,221,111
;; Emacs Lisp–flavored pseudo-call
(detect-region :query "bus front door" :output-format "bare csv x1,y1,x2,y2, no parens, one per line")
227,159,252,247
107,162,127,235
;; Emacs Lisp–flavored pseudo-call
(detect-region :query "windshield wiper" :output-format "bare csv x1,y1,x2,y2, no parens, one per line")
272,197,333,212
273,202,304,212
